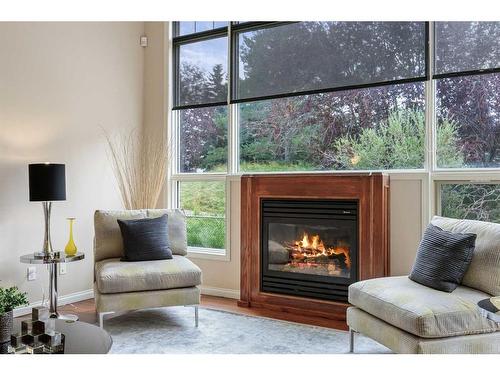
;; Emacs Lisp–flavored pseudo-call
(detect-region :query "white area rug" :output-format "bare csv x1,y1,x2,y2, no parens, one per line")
104,306,390,354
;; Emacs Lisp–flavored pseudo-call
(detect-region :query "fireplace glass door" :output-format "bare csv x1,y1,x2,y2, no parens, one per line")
261,199,358,302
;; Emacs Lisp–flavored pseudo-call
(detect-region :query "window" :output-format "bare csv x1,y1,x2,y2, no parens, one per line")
179,106,227,173
234,22,428,172
177,22,229,37
240,82,425,171
172,22,229,256
178,181,226,250
434,22,500,75
177,36,228,107
235,22,427,101
433,22,500,224
439,183,500,222
434,22,500,169
436,73,500,168
170,21,500,255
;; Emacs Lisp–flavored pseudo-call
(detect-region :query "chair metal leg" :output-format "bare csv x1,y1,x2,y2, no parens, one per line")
98,311,114,329
194,306,199,327
349,328,355,353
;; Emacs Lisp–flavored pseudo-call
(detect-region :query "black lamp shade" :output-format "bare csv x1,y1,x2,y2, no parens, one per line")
29,164,66,201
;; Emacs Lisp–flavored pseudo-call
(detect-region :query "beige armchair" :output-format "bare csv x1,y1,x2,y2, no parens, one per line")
93,209,202,328
347,216,500,354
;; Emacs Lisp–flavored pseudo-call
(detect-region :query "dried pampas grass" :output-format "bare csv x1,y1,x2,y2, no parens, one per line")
104,127,170,210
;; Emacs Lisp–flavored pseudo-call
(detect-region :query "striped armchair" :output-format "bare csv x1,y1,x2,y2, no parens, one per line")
347,216,500,354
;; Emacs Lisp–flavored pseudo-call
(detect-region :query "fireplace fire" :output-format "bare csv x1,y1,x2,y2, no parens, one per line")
261,199,358,302
293,232,351,268
269,232,351,276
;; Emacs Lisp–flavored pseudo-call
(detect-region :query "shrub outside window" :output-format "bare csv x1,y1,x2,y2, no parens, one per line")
239,82,427,172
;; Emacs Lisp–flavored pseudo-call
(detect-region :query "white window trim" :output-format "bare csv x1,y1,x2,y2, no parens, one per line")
187,247,227,258
167,21,500,259
166,23,230,261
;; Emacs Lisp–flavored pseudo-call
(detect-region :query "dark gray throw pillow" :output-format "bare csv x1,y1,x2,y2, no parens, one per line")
117,214,173,262
409,224,476,292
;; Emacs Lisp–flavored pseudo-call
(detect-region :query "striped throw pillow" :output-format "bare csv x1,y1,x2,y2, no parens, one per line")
409,224,476,292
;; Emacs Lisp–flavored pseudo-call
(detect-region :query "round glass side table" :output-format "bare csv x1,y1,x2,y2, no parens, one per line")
20,252,85,321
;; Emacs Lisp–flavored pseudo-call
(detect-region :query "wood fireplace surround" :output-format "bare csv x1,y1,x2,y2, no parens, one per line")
239,173,390,325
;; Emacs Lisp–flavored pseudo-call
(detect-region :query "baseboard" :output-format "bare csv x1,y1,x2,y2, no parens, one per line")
201,286,240,300
13,287,239,316
13,289,94,318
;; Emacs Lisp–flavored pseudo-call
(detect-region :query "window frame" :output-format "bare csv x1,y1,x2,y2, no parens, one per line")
435,177,500,219
431,22,500,172
168,21,500,260
429,22,500,224
170,22,234,260
172,25,229,110
175,176,231,260
174,22,229,38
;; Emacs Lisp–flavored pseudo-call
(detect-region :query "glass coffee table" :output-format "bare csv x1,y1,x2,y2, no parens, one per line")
9,319,112,354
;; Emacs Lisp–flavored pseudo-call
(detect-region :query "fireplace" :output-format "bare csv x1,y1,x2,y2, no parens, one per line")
261,199,357,302
239,173,389,327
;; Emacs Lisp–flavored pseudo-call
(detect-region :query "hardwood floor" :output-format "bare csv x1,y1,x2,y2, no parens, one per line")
50,295,348,330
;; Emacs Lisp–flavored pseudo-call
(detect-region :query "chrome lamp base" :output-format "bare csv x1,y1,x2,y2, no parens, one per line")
42,201,54,255
39,201,79,322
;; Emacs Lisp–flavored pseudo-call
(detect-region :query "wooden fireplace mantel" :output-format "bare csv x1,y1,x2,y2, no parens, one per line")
239,172,390,325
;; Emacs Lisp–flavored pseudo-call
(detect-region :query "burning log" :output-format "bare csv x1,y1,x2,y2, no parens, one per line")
283,232,351,270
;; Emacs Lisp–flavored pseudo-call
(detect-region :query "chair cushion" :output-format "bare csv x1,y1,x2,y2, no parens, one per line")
94,209,188,262
95,255,202,294
431,216,500,296
349,276,499,338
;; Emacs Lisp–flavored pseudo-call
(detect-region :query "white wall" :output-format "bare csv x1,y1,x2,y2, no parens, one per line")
0,22,145,303
142,22,168,208
389,178,424,276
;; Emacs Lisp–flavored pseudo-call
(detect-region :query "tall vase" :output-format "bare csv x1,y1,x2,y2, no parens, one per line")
64,218,77,256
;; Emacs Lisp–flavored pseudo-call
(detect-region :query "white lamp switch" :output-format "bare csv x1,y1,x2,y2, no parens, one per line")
27,267,36,281
59,263,67,275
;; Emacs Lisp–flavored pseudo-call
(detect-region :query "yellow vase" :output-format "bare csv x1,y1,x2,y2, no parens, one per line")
64,218,77,256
